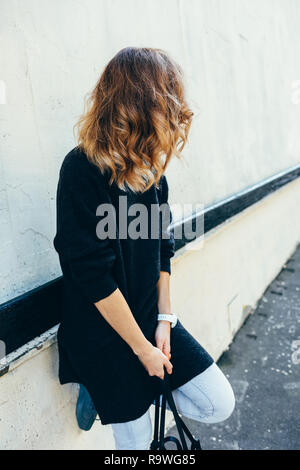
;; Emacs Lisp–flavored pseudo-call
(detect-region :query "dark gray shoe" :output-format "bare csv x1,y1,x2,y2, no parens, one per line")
76,384,98,431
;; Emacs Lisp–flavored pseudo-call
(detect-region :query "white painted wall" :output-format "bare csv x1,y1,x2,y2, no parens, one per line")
1,0,300,302
1,0,300,451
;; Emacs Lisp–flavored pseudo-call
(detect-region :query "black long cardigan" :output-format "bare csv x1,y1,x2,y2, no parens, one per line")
53,147,213,425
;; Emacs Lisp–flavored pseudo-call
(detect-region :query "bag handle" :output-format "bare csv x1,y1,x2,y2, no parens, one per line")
150,369,202,450
151,392,183,450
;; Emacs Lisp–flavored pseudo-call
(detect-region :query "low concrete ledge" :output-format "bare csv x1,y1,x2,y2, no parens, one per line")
0,325,58,378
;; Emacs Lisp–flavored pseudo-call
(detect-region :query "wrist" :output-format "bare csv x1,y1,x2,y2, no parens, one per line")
132,338,153,357
157,320,171,331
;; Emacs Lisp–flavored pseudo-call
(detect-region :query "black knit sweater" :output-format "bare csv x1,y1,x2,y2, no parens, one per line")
54,147,213,424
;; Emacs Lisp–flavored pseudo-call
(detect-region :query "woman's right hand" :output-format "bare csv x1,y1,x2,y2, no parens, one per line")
136,342,173,379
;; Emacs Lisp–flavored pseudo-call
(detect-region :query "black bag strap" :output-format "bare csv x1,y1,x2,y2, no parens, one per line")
151,392,183,450
151,391,160,449
150,370,202,450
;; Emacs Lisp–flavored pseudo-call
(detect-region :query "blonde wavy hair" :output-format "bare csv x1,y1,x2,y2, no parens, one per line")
75,47,194,192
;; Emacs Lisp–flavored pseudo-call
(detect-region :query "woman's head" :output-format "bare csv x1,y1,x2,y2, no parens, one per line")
76,47,193,192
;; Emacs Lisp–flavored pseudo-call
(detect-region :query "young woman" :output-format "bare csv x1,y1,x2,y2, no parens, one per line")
54,47,235,450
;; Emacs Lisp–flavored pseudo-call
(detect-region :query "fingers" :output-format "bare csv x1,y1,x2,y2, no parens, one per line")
163,356,173,375
157,339,171,360
156,339,163,352
156,355,173,379
162,341,171,360
146,346,173,379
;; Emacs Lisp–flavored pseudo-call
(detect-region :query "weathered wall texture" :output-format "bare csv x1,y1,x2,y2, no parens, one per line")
1,0,300,302
1,0,300,451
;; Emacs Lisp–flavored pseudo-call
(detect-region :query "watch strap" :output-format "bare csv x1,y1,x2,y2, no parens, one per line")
157,313,177,328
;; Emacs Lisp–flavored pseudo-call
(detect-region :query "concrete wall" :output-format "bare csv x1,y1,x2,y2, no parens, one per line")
1,0,300,451
1,0,300,302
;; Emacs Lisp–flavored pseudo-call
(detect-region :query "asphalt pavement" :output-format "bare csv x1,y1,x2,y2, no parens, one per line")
168,244,300,450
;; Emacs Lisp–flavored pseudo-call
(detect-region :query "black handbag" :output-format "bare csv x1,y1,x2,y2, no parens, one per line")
150,371,202,451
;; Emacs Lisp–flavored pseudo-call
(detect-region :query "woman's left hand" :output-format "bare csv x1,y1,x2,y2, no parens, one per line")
155,321,171,360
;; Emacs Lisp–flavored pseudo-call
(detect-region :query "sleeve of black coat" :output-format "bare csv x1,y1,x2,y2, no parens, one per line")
54,159,118,304
158,175,175,274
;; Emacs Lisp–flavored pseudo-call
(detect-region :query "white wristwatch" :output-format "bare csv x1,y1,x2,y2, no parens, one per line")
157,313,178,328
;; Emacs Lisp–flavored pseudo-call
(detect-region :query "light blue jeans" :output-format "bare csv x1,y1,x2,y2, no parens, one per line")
111,362,235,450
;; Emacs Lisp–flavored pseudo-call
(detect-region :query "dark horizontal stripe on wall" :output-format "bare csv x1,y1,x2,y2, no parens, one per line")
1,163,300,356
0,277,63,356
174,163,300,251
